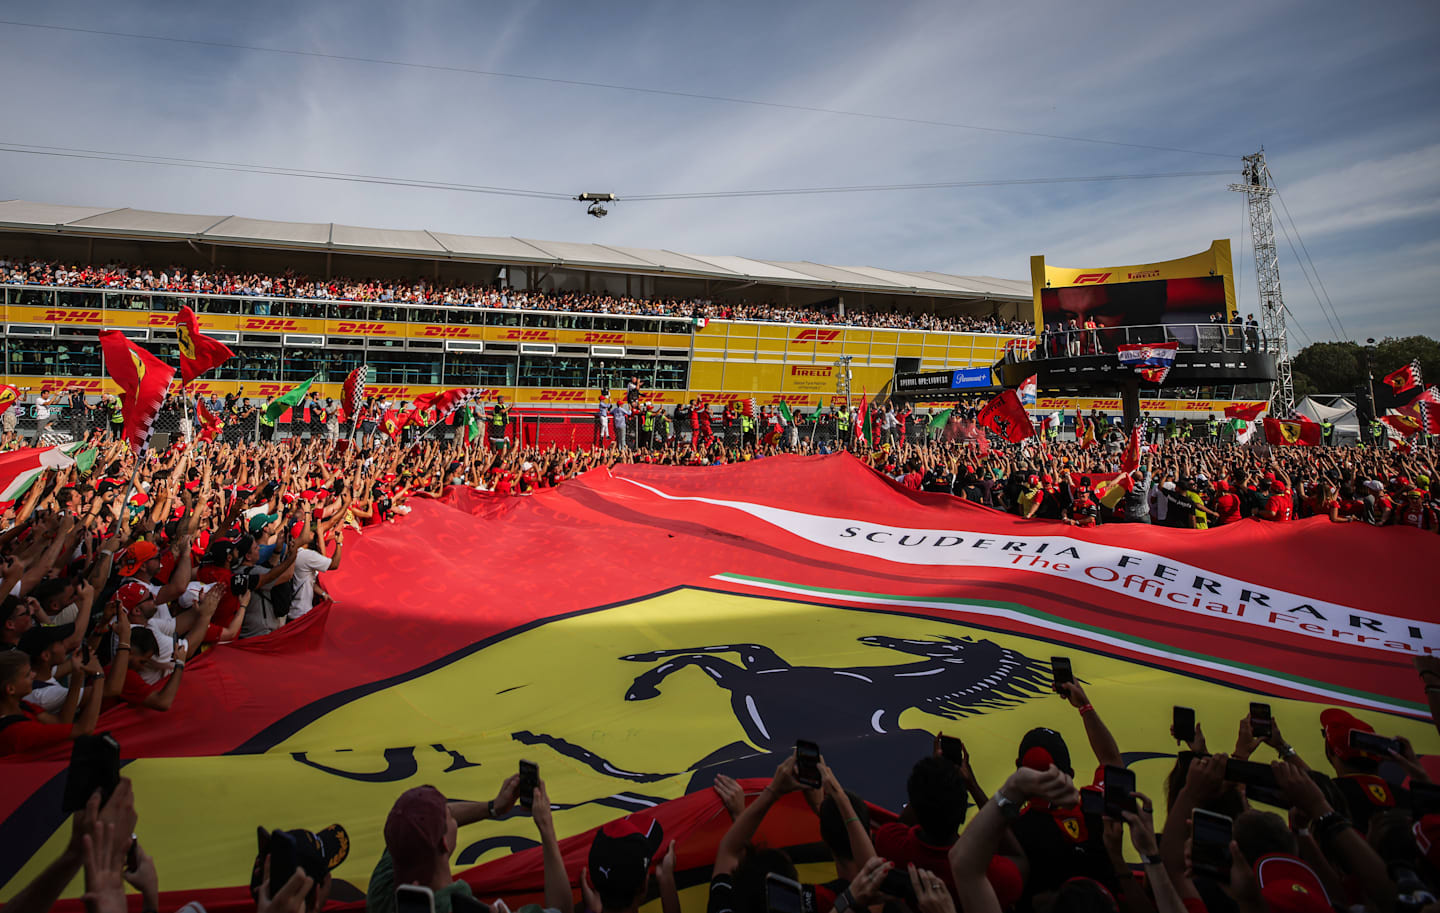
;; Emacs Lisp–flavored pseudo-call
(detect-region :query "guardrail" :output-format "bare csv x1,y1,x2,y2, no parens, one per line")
1031,322,1271,359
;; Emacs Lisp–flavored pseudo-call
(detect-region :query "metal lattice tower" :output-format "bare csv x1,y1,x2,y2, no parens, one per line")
1228,150,1293,413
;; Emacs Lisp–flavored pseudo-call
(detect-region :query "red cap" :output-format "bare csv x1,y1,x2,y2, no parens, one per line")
117,540,159,577
1041,474,1054,485
1254,854,1331,912
1413,814,1440,868
1021,746,1054,771
1319,708,1375,760
1214,479,1230,492
1271,479,1287,492
383,785,449,887
116,581,153,612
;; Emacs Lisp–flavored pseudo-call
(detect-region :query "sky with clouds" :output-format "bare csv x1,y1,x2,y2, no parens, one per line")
1,0,1436,341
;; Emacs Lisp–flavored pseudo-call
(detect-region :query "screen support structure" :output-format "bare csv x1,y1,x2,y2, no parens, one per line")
1229,150,1292,413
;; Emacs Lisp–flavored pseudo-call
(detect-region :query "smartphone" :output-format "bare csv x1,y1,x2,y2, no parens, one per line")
1190,810,1233,881
1051,656,1074,693
63,732,121,813
1349,730,1402,757
939,735,967,766
795,739,822,789
396,885,436,913
1080,787,1105,817
764,872,805,913
1173,706,1196,744
268,829,300,898
1411,781,1440,817
1249,702,1273,739
878,867,918,903
1224,758,1278,790
518,760,539,809
1103,765,1137,818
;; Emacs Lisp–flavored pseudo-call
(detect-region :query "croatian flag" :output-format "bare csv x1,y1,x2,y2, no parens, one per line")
1116,342,1179,384
1019,375,1037,405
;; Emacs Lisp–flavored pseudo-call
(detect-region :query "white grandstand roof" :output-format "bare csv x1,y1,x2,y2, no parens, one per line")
0,200,1032,301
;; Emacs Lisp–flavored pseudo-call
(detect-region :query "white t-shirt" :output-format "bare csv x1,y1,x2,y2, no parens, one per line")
290,548,333,619
27,675,70,713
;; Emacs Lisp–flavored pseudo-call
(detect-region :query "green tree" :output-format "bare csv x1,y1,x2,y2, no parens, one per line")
1291,341,1362,394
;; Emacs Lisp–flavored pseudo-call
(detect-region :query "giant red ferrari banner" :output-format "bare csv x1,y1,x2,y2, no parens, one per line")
2,456,1437,911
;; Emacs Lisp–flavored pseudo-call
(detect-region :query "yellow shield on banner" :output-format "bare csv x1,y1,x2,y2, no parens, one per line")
4,588,1434,901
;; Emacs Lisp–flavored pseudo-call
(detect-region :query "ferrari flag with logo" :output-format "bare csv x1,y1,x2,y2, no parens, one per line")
173,305,234,386
2,456,1436,912
1263,416,1323,446
978,389,1034,443
99,329,175,451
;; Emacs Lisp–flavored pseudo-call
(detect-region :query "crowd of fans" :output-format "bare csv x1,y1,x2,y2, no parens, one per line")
6,651,1439,913
0,383,1436,913
0,258,1032,334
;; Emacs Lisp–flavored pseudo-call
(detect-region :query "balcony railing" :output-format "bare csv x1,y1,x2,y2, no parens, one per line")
1030,322,1272,359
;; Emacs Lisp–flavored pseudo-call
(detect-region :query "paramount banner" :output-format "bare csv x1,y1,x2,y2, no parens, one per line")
2,455,1436,911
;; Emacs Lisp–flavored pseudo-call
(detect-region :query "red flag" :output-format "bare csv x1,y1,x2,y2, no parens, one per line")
173,306,234,386
1383,360,1421,394
100,330,175,451
0,385,18,416
1381,414,1419,438
382,408,411,441
340,366,369,424
977,390,1034,443
855,393,870,446
1262,416,1322,447
1421,399,1440,435
196,399,224,442
1223,402,1267,421
1120,424,1142,473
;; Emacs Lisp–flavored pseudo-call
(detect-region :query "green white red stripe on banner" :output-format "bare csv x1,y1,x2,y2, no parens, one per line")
710,573,1428,719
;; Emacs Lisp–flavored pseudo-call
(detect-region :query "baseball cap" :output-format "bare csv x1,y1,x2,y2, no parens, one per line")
1319,708,1376,761
248,513,281,534
18,622,74,658
1271,479,1287,492
115,581,154,613
1017,727,1073,776
1253,853,1331,912
249,824,351,899
588,814,664,902
117,541,159,577
384,786,450,886
1364,480,1384,492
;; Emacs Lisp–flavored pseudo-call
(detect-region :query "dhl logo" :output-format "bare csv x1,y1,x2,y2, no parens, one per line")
698,393,745,404
420,326,476,338
498,329,553,341
241,318,301,331
1071,273,1112,285
47,378,104,390
335,322,392,335
579,332,626,344
43,309,103,324
789,366,833,377
366,386,411,398
793,329,841,344
538,390,587,401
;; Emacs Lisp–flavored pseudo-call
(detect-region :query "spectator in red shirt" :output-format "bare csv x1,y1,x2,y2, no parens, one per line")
1212,479,1243,525
1258,479,1294,522
105,627,191,712
0,646,104,756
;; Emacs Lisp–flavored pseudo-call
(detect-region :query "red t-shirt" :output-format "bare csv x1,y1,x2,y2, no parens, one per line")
196,565,241,631
1215,493,1242,524
117,669,160,707
874,822,1022,908
0,707,71,756
1265,492,1293,521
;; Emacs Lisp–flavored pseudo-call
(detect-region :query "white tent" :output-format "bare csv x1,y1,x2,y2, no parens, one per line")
1295,396,1360,442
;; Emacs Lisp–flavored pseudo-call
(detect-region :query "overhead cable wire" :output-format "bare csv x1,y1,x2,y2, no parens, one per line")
0,143,1233,202
0,19,1237,159
1271,185,1347,340
1270,199,1339,340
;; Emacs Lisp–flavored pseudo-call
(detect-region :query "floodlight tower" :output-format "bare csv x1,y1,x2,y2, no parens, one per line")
1228,150,1293,413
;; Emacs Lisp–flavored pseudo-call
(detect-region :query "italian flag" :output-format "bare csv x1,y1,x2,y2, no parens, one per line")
0,445,80,503
776,402,794,425
264,375,319,425
457,406,483,446
691,316,709,329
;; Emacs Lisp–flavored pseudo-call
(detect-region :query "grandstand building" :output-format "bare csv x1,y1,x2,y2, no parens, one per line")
0,201,1033,409
0,201,1259,415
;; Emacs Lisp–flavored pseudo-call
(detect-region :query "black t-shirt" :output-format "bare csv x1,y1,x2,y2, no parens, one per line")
1013,804,1118,900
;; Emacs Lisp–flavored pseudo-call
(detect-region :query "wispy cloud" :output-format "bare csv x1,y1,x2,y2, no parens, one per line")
0,0,1436,338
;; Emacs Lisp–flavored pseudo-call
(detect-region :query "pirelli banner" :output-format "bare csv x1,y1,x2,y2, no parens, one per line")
1030,240,1237,336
